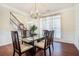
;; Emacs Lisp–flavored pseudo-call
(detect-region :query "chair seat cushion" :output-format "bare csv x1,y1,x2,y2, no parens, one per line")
35,40,45,49
20,43,33,52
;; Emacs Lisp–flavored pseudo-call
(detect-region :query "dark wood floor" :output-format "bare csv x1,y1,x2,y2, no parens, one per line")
0,41,79,56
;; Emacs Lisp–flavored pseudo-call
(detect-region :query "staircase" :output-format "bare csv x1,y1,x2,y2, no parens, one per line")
10,12,28,38
10,12,26,30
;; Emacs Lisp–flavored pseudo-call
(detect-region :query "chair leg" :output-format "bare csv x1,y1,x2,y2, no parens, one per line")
22,41,23,44
19,53,21,56
13,50,15,56
49,46,51,56
52,43,54,50
44,49,46,56
29,47,36,56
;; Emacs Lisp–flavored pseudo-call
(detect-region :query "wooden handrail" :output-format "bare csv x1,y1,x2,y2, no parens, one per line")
10,18,19,28
10,12,22,24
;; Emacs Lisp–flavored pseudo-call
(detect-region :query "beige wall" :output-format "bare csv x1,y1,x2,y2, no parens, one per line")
0,5,9,31
60,8,75,43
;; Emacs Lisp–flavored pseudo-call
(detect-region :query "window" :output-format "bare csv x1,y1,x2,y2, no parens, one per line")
40,14,61,39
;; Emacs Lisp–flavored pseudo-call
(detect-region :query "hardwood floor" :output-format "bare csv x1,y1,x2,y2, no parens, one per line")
0,41,79,56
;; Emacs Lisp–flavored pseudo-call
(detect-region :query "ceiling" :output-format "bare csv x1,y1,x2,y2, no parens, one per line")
5,3,74,14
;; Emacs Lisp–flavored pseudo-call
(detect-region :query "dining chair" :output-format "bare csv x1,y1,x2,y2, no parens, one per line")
38,30,49,42
35,31,52,56
43,30,49,37
21,30,32,44
11,31,33,56
43,30,54,50
51,30,54,50
21,29,27,38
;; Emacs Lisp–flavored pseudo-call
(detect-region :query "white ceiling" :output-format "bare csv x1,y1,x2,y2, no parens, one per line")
5,3,74,14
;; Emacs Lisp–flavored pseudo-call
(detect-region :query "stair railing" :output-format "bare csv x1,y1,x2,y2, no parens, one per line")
10,12,27,30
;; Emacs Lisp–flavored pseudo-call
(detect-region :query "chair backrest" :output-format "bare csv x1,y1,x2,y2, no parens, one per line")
21,30,27,38
11,31,21,52
44,30,54,48
21,30,33,38
43,30,49,37
51,30,54,43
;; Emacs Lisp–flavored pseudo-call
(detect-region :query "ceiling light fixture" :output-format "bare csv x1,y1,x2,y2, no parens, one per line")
30,3,41,19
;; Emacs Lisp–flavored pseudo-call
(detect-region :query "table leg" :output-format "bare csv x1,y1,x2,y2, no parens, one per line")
29,46,36,56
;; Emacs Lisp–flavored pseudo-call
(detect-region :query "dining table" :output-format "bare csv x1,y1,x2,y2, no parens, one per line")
22,34,45,55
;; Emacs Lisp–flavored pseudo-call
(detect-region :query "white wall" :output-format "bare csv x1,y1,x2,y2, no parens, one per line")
74,4,79,50
0,5,11,46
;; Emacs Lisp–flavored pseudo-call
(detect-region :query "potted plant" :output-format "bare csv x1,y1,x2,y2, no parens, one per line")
30,25,37,35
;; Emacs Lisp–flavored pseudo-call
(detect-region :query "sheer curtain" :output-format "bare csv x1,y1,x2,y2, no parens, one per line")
39,16,53,36
39,14,61,39
52,15,61,39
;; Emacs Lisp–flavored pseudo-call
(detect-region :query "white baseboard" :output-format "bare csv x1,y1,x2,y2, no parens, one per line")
74,43,79,51
0,41,12,46
0,31,12,46
54,38,74,44
54,32,74,44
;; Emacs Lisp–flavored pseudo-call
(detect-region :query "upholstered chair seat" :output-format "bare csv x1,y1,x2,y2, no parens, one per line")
35,40,45,49
20,43,33,52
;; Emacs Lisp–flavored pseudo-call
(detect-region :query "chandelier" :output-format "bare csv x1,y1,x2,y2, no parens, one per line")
30,3,41,19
